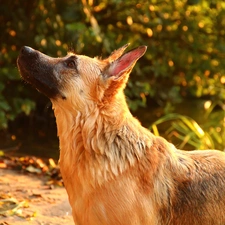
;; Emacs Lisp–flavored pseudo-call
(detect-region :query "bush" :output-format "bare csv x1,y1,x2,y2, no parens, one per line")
0,0,224,150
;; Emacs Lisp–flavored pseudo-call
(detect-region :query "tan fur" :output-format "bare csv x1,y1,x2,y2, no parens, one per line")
17,45,225,225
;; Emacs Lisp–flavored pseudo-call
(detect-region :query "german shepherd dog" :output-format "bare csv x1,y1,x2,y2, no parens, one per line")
17,44,225,225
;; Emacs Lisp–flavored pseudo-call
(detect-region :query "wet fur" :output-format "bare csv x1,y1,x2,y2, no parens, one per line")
17,45,225,225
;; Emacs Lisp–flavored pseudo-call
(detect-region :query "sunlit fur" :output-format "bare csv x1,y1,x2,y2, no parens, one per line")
18,46,225,225
52,51,225,225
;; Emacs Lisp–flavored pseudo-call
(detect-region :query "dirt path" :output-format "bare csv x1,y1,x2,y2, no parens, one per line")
0,169,74,225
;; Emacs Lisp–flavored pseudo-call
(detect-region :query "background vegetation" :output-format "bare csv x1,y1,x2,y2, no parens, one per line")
0,0,224,154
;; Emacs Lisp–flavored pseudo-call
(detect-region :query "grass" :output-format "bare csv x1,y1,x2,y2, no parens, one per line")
149,107,225,151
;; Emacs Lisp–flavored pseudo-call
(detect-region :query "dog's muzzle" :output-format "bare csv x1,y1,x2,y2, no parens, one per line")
17,46,63,99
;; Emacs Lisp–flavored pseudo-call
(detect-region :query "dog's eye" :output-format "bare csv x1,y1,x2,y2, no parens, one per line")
66,60,76,68
65,56,78,71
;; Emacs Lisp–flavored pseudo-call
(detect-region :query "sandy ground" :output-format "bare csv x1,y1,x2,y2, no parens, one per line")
0,169,74,225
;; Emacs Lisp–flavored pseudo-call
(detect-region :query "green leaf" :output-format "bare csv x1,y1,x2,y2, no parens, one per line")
0,101,11,111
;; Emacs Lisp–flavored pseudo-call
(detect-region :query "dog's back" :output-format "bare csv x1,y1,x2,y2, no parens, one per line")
17,45,225,225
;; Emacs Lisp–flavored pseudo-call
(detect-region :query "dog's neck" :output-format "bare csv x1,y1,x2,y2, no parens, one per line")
52,97,153,188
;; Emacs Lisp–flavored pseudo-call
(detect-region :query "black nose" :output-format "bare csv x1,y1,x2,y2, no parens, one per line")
20,46,35,55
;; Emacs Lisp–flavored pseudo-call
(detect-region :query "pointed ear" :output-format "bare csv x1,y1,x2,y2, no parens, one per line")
107,43,130,62
105,46,147,80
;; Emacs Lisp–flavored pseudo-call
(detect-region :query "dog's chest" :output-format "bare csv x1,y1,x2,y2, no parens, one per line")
67,175,156,225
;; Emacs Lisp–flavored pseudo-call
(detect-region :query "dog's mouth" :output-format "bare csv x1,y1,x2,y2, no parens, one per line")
17,46,64,99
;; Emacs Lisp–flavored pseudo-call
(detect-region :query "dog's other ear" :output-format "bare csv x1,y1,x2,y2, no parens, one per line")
107,43,130,62
105,46,147,80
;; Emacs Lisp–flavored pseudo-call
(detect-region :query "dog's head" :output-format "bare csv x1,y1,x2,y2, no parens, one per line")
17,44,147,111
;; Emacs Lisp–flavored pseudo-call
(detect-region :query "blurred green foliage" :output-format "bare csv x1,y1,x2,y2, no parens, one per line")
150,106,224,150
0,0,224,149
